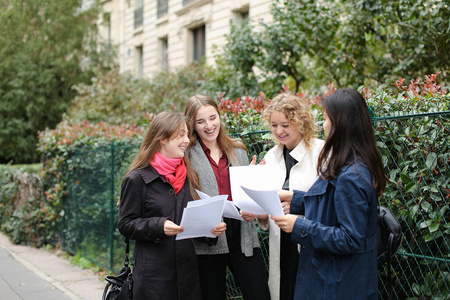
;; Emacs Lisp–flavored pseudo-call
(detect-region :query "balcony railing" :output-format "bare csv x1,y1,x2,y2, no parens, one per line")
134,6,143,28
157,0,168,18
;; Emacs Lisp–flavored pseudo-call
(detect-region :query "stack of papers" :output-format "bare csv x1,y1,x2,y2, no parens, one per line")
176,165,284,240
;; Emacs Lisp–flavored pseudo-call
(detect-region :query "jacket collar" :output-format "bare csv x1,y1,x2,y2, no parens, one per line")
305,163,356,197
272,139,308,164
138,165,164,184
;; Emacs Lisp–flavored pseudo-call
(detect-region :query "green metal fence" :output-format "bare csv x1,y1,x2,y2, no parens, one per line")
58,103,450,299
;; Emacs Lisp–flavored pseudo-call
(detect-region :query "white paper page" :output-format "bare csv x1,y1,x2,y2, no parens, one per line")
176,198,224,240
240,186,284,217
222,201,245,221
193,190,243,221
195,189,210,200
229,165,279,214
187,195,228,208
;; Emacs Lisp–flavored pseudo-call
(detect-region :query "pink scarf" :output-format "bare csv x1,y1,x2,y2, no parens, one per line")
149,152,187,194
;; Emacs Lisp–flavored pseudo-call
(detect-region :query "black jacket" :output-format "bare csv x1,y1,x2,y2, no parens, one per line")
118,165,202,300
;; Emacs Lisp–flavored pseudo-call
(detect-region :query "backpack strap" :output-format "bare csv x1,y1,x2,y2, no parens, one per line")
387,233,395,300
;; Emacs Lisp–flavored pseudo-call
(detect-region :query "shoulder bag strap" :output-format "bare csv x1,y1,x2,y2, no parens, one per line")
130,181,146,267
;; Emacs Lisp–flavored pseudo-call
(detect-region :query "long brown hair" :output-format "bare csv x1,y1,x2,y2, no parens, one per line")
263,93,319,150
184,95,247,164
317,88,385,196
123,111,199,197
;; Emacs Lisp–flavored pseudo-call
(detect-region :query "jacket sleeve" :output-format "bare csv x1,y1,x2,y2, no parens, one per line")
118,175,167,242
290,190,306,215
291,170,373,255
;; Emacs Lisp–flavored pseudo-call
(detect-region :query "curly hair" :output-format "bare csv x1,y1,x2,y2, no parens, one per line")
263,93,319,150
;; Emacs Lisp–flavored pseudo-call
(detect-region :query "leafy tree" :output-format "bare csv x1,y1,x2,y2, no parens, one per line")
0,0,111,163
217,0,449,96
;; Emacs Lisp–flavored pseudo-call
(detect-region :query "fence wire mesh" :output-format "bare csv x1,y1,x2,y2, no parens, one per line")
57,100,449,299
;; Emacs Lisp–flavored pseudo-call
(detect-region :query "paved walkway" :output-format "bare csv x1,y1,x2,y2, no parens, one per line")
0,232,105,300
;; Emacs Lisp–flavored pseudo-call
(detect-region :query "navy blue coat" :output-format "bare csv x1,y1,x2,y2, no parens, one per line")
290,161,378,300
118,166,202,300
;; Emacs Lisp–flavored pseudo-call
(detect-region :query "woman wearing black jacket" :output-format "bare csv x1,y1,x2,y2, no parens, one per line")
118,111,225,299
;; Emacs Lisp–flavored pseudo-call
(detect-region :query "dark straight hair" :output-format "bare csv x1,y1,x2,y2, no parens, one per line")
317,88,386,196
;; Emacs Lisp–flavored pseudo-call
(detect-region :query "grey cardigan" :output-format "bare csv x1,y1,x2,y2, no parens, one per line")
187,141,260,257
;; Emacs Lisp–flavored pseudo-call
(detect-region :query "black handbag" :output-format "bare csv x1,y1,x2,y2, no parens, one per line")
103,182,147,300
102,239,134,300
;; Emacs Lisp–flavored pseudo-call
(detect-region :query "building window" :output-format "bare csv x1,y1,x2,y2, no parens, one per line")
134,0,143,28
160,37,169,71
103,12,111,41
136,45,143,78
157,0,168,18
183,0,196,5
240,11,249,23
233,8,249,26
192,25,205,62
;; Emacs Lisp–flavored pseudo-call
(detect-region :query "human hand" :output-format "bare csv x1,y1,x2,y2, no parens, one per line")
271,214,298,233
164,220,184,236
278,189,293,202
249,155,266,165
211,222,227,237
240,210,258,222
281,201,291,215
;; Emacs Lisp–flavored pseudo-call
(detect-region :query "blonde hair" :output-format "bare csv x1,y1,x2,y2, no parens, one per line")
123,111,199,198
184,95,247,165
263,93,318,150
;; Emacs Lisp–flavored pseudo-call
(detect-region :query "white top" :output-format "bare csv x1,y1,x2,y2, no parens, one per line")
261,138,324,300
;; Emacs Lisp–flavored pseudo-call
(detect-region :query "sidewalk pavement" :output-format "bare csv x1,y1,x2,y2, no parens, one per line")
0,232,105,300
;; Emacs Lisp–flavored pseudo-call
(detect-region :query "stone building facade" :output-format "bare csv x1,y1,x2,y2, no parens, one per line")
99,0,272,78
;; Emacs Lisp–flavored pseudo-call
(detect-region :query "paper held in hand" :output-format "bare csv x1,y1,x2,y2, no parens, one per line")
240,186,284,217
176,196,224,240
196,190,244,221
176,190,245,240
229,165,283,216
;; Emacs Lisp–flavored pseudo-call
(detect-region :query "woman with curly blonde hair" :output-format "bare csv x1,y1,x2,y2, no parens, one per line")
242,93,324,300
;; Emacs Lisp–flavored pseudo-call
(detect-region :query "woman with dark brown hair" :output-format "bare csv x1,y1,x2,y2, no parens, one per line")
272,88,385,299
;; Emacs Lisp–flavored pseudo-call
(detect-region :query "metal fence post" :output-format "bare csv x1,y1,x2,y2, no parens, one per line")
109,142,115,270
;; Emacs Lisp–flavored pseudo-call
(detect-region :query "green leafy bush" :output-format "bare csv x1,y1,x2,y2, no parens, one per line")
2,72,448,298
0,164,46,246
65,63,210,125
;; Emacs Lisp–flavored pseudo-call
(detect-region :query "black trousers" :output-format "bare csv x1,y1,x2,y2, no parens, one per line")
279,231,299,300
197,219,270,300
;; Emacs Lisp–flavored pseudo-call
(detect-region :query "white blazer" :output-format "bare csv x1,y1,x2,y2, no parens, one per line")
262,138,324,300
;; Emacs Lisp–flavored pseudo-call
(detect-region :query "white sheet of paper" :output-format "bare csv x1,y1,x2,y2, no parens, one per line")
223,201,245,221
194,189,243,221
195,189,210,200
240,186,284,217
188,194,228,208
176,198,224,240
229,165,280,214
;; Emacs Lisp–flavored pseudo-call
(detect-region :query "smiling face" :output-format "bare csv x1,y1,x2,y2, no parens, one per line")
270,110,302,150
159,123,189,159
194,105,221,145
